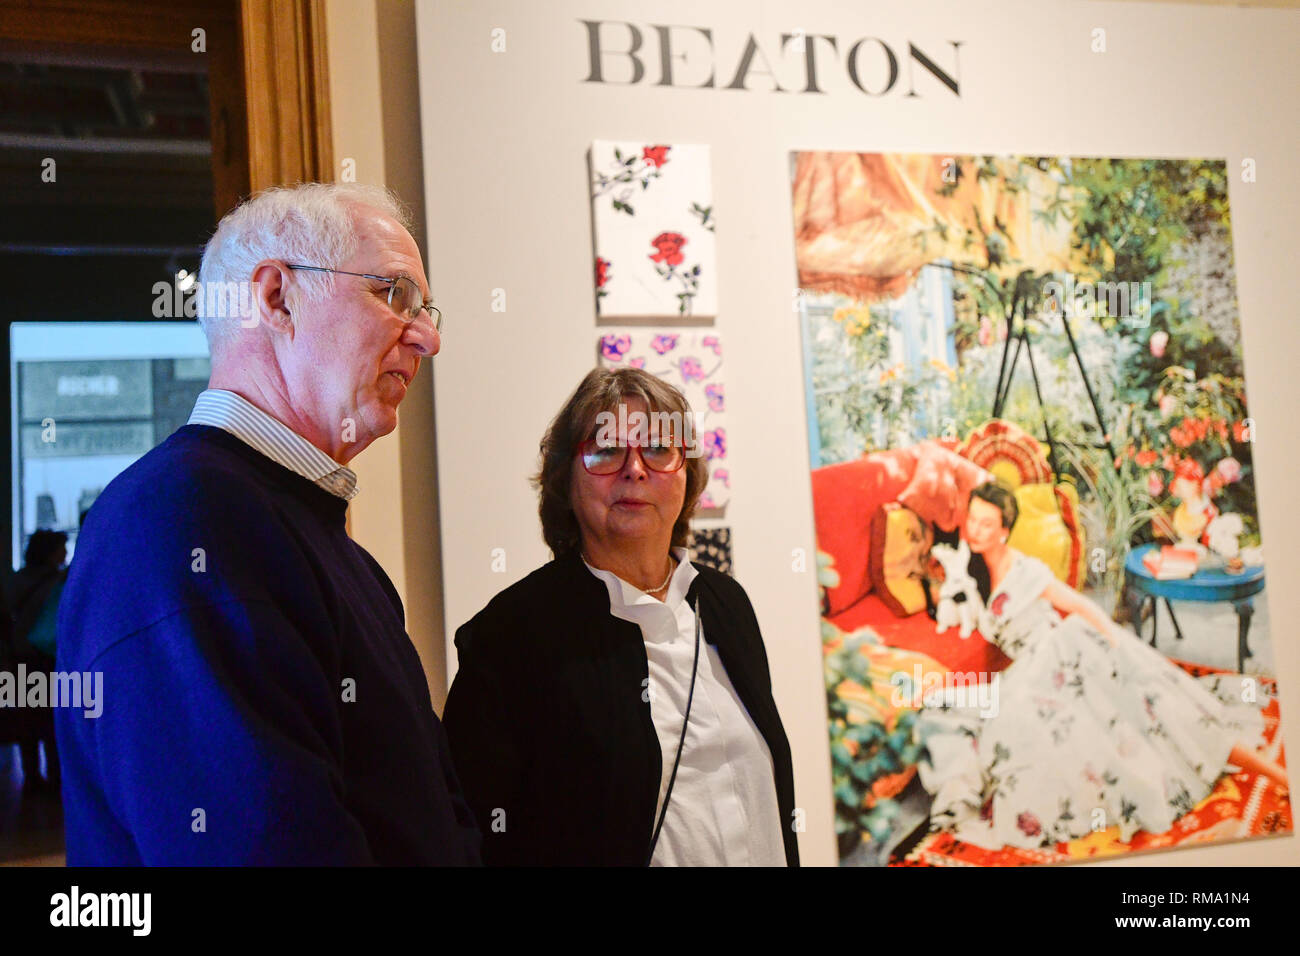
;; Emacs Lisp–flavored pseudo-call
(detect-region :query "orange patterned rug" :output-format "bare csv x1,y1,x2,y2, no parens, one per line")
894,668,1290,866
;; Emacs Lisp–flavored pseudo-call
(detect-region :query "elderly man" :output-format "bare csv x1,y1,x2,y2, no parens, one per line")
55,183,480,865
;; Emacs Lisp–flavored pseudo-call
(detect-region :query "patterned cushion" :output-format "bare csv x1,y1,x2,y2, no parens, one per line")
869,502,933,617
959,419,1051,490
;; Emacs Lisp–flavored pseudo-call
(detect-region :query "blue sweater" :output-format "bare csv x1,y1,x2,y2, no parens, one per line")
55,424,481,865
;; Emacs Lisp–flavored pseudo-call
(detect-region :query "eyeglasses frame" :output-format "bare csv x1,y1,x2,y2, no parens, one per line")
576,437,688,476
284,264,443,332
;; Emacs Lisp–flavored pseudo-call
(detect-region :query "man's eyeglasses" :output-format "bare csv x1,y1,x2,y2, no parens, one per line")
285,264,443,332
577,438,686,476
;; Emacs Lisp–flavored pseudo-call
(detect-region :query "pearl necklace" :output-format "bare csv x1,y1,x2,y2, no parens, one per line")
585,552,675,594
647,558,675,593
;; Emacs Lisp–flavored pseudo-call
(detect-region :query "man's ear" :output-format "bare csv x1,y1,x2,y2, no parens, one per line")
250,261,295,335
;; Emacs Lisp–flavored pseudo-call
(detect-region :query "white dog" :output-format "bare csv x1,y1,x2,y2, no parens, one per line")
1205,512,1245,560
931,540,981,640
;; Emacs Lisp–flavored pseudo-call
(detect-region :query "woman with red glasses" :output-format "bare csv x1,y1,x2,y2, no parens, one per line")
443,367,798,866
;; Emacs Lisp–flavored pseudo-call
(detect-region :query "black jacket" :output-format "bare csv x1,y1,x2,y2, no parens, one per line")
443,550,800,866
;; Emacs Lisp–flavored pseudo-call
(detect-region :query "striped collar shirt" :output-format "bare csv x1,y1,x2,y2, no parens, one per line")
187,388,358,500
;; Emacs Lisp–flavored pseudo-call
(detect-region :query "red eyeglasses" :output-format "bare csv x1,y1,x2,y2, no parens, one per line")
576,439,686,476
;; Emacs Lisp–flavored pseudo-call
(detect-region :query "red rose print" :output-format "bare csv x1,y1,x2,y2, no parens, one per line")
642,145,670,167
649,232,687,267
595,256,610,288
991,592,1009,617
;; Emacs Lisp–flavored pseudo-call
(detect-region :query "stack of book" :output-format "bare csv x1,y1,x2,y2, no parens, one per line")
1142,546,1200,580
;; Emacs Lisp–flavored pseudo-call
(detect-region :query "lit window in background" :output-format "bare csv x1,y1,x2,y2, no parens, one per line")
10,322,210,568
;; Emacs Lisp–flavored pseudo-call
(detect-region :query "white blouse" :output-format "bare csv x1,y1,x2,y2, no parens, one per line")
583,548,787,866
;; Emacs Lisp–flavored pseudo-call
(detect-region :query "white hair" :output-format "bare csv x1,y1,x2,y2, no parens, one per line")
197,182,412,347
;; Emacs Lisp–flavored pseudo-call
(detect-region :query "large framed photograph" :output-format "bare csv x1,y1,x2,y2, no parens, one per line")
792,152,1291,866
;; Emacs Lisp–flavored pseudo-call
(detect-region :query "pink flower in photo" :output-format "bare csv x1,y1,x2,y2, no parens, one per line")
705,383,725,412
1016,812,1042,837
1147,472,1164,497
1216,457,1242,484
650,334,679,355
701,335,721,355
1158,394,1176,417
702,428,726,460
679,356,704,383
1149,329,1169,358
698,491,716,509
990,592,1009,617
978,316,994,346
600,334,631,361
629,357,646,369
713,467,730,488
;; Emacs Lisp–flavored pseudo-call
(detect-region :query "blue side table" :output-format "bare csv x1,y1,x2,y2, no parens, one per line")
1123,543,1265,674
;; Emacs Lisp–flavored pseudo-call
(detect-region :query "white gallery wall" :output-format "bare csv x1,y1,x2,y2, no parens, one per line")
415,0,1300,866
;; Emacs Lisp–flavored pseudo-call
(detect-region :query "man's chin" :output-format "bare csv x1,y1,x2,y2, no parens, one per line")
352,405,398,449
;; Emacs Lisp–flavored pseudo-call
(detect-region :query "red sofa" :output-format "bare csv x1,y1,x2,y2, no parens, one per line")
813,423,1086,675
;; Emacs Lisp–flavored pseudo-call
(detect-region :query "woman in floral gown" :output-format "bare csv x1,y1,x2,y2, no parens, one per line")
916,482,1288,850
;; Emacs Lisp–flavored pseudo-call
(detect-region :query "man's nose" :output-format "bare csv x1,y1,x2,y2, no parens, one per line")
403,320,440,356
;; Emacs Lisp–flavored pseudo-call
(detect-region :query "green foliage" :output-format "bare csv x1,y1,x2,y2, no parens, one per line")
927,157,1255,544
1055,419,1162,599
808,301,949,463
820,550,926,858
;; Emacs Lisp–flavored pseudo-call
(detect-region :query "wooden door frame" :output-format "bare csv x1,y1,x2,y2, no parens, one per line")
238,0,333,197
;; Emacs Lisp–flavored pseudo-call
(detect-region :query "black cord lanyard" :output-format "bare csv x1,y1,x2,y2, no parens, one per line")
645,605,702,866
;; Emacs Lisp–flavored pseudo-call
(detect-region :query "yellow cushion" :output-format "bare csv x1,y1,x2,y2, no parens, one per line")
1008,481,1086,588
989,459,1025,492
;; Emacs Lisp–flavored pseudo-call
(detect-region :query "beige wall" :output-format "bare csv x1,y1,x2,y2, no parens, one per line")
326,0,449,709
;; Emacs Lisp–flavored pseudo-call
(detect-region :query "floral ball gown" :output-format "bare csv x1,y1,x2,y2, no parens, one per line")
916,552,1267,849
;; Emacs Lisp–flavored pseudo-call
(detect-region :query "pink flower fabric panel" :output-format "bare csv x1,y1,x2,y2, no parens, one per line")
597,329,729,510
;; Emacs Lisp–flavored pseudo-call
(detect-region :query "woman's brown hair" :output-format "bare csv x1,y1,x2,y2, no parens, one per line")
534,367,709,558
970,480,1019,530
